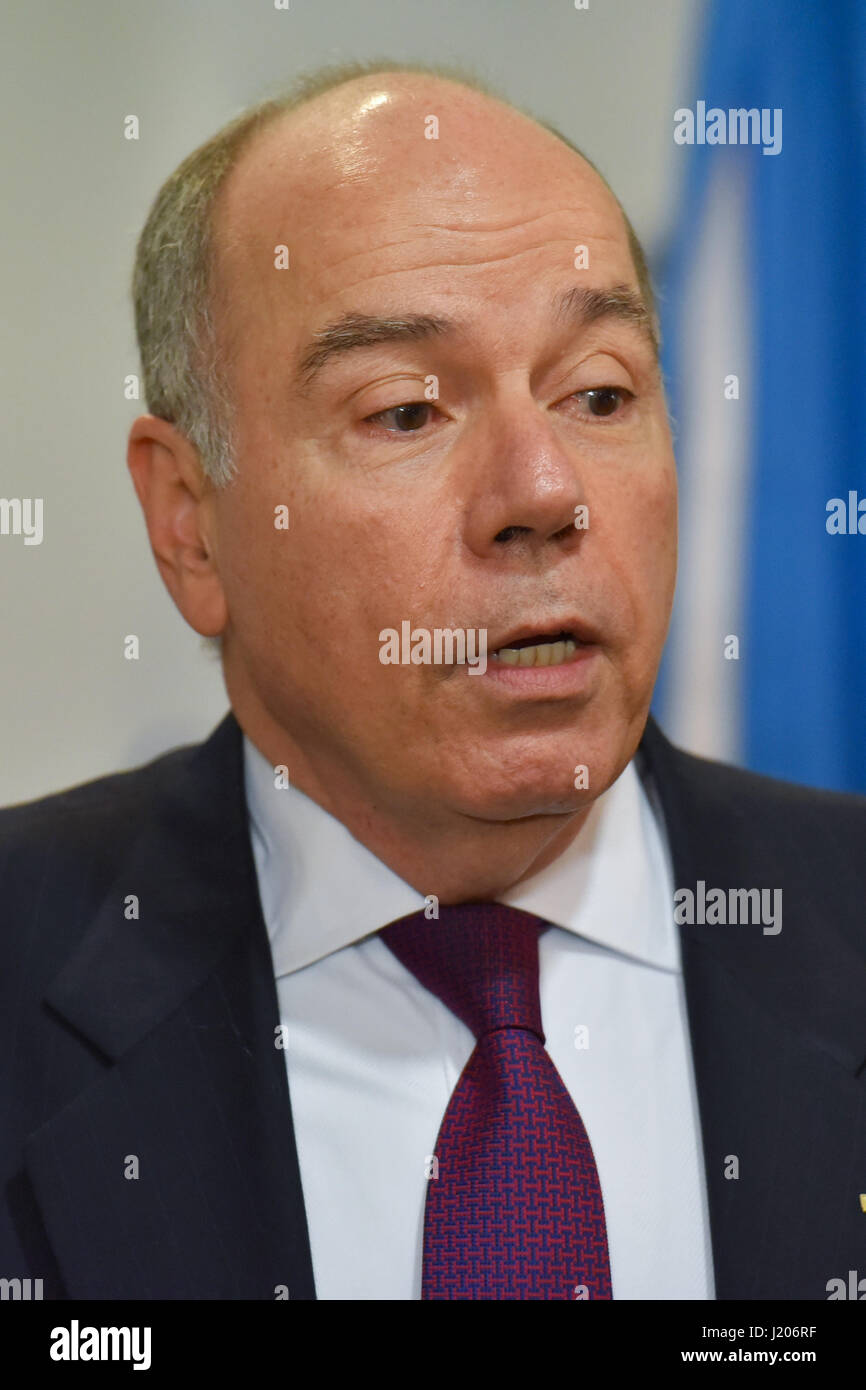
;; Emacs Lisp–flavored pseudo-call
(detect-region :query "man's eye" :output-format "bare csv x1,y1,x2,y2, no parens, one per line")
573,387,633,418
363,388,631,434
365,401,434,432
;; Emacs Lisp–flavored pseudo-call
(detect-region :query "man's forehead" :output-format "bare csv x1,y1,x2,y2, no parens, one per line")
214,79,628,306
222,75,608,202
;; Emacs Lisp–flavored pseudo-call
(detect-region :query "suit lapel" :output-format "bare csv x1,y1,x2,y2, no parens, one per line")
640,717,866,1298
26,713,316,1299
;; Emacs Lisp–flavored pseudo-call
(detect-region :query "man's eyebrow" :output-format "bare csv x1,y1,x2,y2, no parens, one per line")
295,312,456,388
554,283,658,354
294,283,657,389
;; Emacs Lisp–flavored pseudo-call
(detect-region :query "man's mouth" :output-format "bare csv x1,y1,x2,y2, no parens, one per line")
490,629,587,668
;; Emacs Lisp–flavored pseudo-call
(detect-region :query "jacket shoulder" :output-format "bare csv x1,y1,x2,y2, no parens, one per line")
0,739,207,955
660,736,866,827
641,721,866,917
0,740,200,856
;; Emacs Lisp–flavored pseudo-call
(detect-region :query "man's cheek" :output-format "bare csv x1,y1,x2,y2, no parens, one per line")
646,472,679,537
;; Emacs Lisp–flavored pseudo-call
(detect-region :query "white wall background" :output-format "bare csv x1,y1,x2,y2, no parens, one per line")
0,0,703,804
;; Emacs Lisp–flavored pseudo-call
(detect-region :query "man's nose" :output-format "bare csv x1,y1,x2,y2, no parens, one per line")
460,394,589,560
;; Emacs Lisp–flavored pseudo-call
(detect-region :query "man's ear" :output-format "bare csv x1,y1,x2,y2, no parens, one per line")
127,414,228,637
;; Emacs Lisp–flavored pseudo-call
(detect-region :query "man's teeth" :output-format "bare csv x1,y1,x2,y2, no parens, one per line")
494,638,578,667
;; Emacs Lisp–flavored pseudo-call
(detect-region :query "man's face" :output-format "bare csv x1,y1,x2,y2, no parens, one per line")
210,80,677,822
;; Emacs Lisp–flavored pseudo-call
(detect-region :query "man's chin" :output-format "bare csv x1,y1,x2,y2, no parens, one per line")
450,779,602,826
437,729,631,822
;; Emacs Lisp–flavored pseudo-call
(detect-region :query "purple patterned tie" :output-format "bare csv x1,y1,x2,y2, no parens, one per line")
380,902,613,1300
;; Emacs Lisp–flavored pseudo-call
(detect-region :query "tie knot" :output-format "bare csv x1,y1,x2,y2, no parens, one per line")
380,902,547,1041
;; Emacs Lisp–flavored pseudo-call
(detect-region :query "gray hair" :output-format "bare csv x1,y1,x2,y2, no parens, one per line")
132,60,657,487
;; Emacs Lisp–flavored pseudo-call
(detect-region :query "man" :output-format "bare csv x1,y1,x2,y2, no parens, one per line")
2,60,865,1302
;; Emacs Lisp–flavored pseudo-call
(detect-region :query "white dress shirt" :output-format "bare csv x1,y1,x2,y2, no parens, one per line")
243,737,715,1300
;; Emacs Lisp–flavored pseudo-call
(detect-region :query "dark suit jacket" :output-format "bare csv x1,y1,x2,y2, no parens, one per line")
2,711,865,1300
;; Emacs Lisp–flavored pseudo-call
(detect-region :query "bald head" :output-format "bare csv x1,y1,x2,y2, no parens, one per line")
132,63,657,487
206,70,658,470
212,73,656,408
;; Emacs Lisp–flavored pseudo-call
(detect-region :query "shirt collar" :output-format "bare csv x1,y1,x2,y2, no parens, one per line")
243,736,677,977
